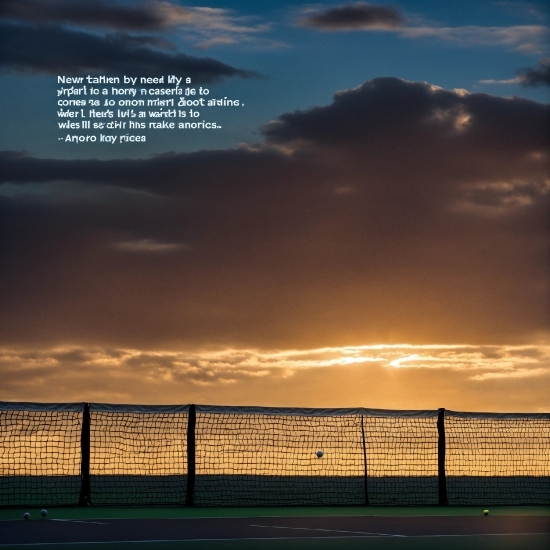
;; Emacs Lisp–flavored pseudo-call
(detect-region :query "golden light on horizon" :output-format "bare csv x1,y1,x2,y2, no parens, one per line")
0,343,548,412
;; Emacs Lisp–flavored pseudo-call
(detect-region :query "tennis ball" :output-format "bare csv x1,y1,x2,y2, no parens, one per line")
23,512,30,520
316,450,324,458
483,509,489,516
40,509,48,518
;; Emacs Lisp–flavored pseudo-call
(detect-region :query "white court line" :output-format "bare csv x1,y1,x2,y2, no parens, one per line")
0,533,548,546
250,524,397,536
51,520,109,525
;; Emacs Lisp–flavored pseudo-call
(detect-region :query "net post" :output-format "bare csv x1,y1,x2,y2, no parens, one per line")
437,407,448,505
360,415,369,505
78,402,91,507
185,404,196,506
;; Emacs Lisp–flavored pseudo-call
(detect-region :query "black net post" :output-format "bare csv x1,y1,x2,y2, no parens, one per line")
437,407,448,505
78,402,91,506
185,404,196,506
360,415,369,505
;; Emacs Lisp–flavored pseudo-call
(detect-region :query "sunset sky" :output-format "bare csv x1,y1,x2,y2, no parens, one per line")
0,0,549,411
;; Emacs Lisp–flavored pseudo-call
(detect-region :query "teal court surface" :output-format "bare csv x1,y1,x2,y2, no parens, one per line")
1,506,549,550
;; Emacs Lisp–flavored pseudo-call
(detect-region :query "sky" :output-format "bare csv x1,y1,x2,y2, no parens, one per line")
0,0,549,411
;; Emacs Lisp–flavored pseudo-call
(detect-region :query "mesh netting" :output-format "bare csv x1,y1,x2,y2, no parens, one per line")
1,403,548,507
0,407,82,506
194,412,365,505
364,416,439,505
89,409,188,505
445,413,550,505
192,411,440,506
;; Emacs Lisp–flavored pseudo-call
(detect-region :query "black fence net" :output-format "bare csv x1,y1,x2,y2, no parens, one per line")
0,402,548,507
89,405,188,506
194,411,366,506
0,404,82,507
445,411,550,505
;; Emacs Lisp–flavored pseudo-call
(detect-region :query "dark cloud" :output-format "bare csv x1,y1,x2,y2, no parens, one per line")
298,2,403,31
516,58,550,87
0,0,186,31
0,78,548,351
262,78,547,153
0,22,257,80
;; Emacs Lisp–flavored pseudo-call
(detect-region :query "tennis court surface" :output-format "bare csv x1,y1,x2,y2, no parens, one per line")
1,506,549,550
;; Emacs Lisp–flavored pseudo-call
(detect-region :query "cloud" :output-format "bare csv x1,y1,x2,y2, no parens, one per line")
181,6,269,34
0,344,547,409
0,0,190,31
0,22,257,80
261,77,548,157
471,367,547,381
401,24,549,53
295,3,549,52
113,238,188,253
516,58,550,86
174,7,282,50
479,77,523,85
0,0,276,50
494,2,549,22
385,344,549,377
0,78,548,357
297,2,403,31
480,59,550,87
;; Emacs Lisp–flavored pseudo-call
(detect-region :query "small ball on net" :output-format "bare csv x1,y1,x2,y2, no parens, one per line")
316,450,324,458
40,509,48,518
23,512,30,520
483,510,489,516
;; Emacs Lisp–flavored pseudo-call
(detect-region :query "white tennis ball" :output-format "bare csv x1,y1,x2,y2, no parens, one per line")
316,450,324,458
23,512,30,520
40,509,48,518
